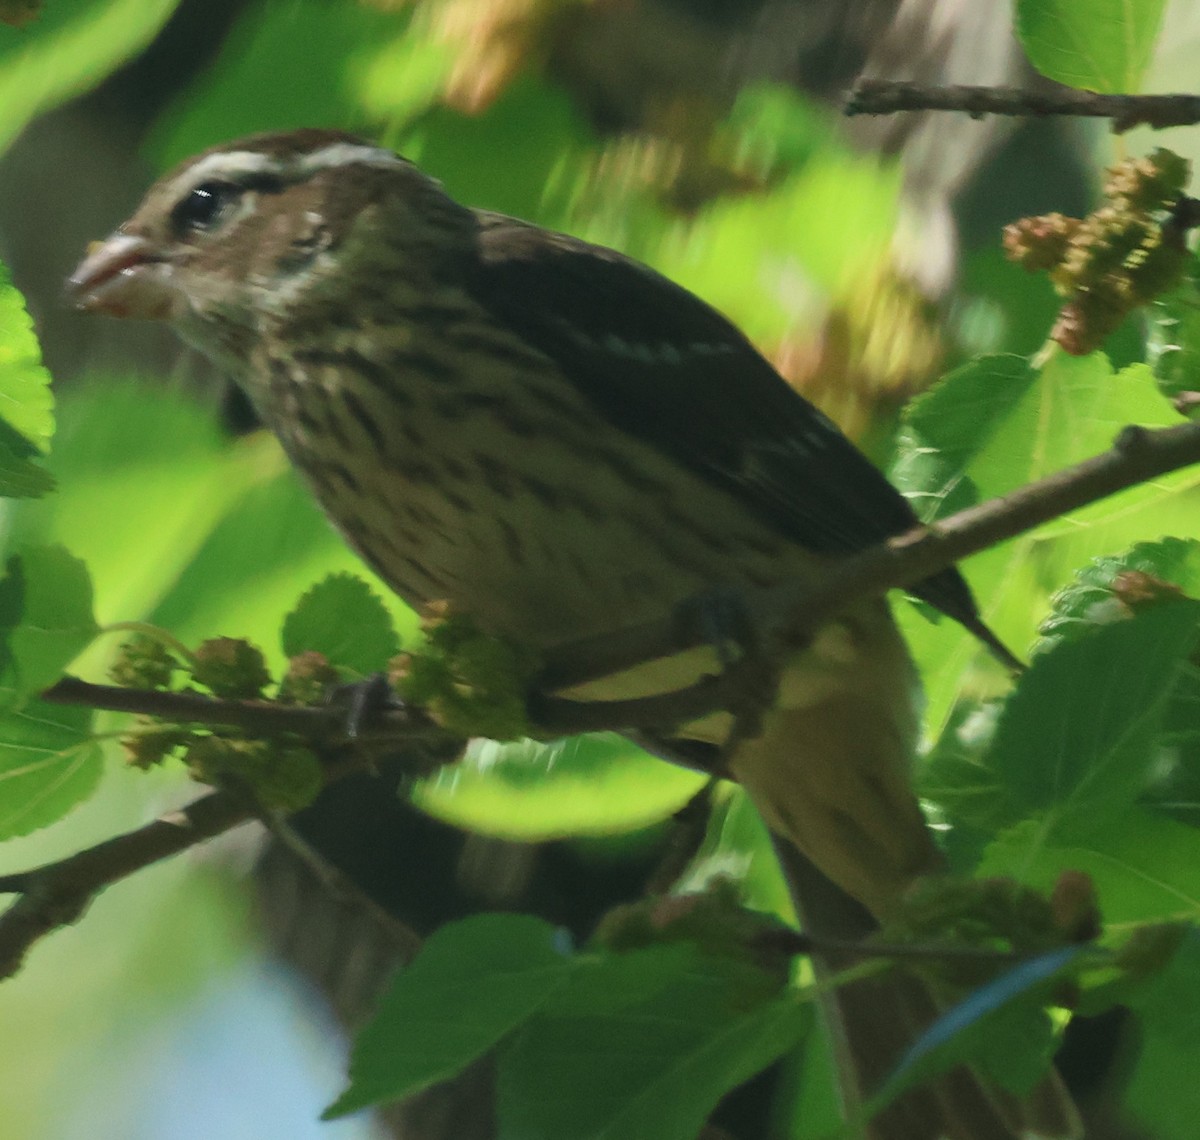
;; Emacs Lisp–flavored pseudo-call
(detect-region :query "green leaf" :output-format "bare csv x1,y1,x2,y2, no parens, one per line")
0,699,100,838
398,76,590,223
1030,541,1200,835
0,262,53,452
355,15,455,122
653,149,901,345
4,382,414,673
891,354,1037,521
921,701,1011,840
496,942,803,1140
1124,929,1200,1134
988,600,1200,824
0,262,54,497
927,597,1200,878
144,460,417,671
902,353,1190,736
0,436,55,499
967,355,1178,515
1037,537,1200,648
1016,0,1167,93
681,785,794,922
0,0,181,155
5,381,253,627
411,733,707,841
1147,260,1200,404
784,1003,843,1140
979,809,1200,924
282,573,400,676
0,546,98,707
327,914,574,1117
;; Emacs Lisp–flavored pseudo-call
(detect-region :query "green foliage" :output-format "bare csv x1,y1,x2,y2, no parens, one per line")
2,1,1200,1136
1038,536,1200,645
411,733,707,841
895,350,1192,733
392,609,540,741
0,261,53,497
328,914,576,1117
0,0,180,153
925,596,1200,909
147,0,408,168
0,262,51,450
282,573,401,678
332,909,804,1140
398,75,591,223
1148,263,1200,406
0,545,97,707
1015,0,1167,93
0,420,53,500
989,600,1199,823
682,784,794,921
0,699,99,838
892,354,1037,520
4,379,415,658
495,947,801,1140
651,148,902,346
1125,929,1200,1133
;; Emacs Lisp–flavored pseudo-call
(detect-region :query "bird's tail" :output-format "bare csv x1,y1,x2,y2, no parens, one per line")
775,842,1081,1140
724,598,1080,1138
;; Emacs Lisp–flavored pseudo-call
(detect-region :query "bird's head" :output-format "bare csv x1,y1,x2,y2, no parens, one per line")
68,129,472,363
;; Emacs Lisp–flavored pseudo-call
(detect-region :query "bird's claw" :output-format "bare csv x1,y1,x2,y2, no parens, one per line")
674,587,758,671
326,672,404,739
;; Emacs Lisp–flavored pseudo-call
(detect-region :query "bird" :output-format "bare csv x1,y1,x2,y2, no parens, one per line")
69,128,1078,1139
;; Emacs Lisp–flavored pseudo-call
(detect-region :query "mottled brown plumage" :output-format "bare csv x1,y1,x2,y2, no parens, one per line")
69,130,1077,1139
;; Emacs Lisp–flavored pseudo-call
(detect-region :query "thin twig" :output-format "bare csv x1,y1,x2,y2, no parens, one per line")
38,676,448,744
0,750,408,979
760,926,1100,966
845,81,1200,133
0,790,254,979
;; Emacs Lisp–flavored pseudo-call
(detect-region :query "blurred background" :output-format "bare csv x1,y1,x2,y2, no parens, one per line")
1,1,1198,1137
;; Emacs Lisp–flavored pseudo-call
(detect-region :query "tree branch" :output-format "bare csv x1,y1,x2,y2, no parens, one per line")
37,676,453,741
0,737,434,981
9,419,1200,980
844,81,1200,133
0,789,253,979
37,420,1200,735
538,420,1200,699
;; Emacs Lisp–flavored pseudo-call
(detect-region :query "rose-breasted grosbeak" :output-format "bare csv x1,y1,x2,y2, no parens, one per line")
69,129,1078,1139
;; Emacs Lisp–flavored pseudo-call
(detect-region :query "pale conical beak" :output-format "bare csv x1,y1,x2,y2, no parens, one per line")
67,234,176,320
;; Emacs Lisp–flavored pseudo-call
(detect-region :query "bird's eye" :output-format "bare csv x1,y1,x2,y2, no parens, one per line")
170,181,240,236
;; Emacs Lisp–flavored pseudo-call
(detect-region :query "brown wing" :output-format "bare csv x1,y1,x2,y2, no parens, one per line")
465,213,988,635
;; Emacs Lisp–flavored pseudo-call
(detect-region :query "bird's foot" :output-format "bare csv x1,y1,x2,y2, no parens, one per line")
674,586,759,672
325,672,405,739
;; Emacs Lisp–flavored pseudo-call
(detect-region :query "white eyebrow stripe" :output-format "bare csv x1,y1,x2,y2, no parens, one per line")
296,143,406,174
178,142,405,193
182,150,282,185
